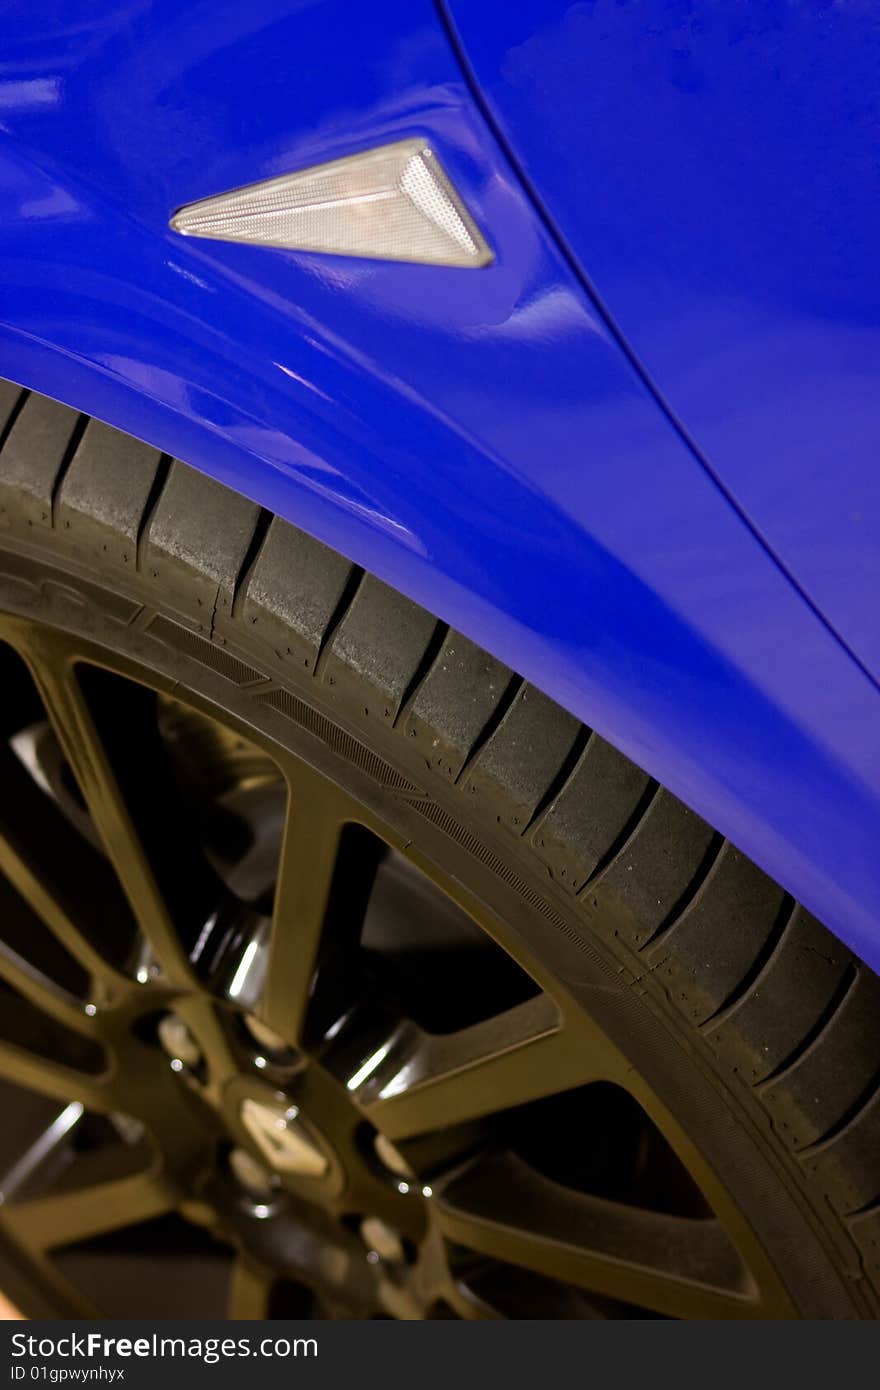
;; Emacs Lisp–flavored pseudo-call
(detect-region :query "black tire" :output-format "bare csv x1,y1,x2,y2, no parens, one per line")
0,378,878,1320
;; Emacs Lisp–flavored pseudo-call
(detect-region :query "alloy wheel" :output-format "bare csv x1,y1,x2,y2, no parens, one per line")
0,617,795,1319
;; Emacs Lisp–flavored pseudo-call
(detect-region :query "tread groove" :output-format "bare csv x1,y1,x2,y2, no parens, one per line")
801,1061,880,1155
231,506,273,618
0,388,29,452
757,962,860,1088
135,453,172,570
699,893,797,1029
523,725,593,837
584,778,661,887
453,672,523,786
849,1194,880,1221
393,619,449,728
49,413,90,526
313,564,365,677
638,830,726,952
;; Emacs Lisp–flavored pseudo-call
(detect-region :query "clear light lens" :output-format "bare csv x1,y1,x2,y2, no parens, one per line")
170,138,492,268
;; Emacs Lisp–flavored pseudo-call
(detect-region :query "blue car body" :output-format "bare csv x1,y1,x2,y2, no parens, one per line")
0,1,878,973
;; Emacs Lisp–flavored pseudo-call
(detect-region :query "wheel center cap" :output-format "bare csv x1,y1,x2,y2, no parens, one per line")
239,1097,329,1179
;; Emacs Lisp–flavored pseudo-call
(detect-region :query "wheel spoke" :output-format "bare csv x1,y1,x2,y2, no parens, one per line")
0,1040,114,1114
0,945,94,1036
0,745,132,993
349,995,608,1140
19,637,201,986
261,767,350,1044
4,1169,175,1253
434,1153,761,1319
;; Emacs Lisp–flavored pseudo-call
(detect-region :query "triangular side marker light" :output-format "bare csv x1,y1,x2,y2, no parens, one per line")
170,138,493,268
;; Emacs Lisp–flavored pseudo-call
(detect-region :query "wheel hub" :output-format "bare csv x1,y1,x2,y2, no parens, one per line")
239,1097,329,1180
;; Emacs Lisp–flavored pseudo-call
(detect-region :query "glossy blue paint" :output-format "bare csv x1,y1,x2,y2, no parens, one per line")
0,1,878,972
444,0,880,683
